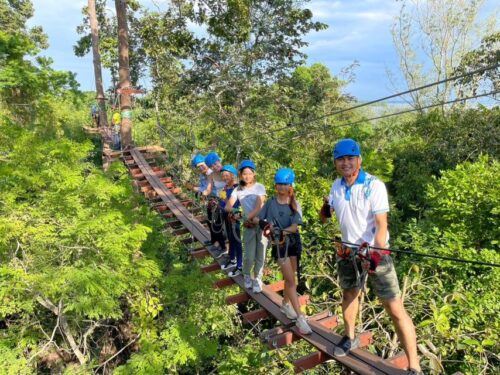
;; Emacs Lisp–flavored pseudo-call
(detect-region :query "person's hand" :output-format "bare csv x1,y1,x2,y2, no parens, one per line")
319,196,332,221
368,251,382,273
358,242,382,273
243,219,256,228
230,208,242,221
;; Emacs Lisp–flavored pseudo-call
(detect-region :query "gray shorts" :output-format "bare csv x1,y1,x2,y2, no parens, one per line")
337,255,401,300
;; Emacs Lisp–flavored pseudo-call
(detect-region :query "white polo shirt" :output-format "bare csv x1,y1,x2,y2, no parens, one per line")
328,170,389,246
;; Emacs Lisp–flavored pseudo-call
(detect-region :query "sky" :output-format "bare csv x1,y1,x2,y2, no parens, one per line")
28,0,498,102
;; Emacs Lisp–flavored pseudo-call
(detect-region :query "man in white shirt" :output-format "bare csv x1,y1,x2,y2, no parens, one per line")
320,139,421,374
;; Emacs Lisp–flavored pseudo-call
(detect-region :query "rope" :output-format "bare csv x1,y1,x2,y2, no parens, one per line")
240,64,500,142
278,89,500,142
275,228,500,268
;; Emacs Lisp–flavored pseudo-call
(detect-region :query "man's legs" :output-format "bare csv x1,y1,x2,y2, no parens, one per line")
381,298,421,371
342,288,361,339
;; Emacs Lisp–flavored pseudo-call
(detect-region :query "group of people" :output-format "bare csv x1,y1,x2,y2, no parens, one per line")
190,138,422,374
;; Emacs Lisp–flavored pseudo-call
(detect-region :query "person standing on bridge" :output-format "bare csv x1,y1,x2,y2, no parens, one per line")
226,160,268,293
111,108,121,150
190,153,211,197
90,103,99,127
320,139,421,374
204,152,227,257
256,167,312,335
219,165,243,277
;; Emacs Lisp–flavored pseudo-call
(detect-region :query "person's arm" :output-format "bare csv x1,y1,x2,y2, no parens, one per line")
283,223,298,234
373,212,388,249
203,174,213,196
249,195,265,222
225,193,237,212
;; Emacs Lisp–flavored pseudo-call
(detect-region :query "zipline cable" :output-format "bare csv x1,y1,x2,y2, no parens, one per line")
241,63,499,142
302,233,500,268
276,89,499,142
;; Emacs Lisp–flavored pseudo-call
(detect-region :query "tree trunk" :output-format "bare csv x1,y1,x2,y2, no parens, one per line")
88,0,108,128
115,0,132,149
36,296,86,365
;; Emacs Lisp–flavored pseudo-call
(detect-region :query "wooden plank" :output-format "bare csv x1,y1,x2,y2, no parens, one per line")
165,220,183,228
131,150,209,243
298,295,310,306
387,352,409,369
213,278,235,289
191,249,210,259
182,237,199,245
303,321,406,375
201,262,220,273
293,351,329,373
308,311,331,321
173,227,190,236
242,308,269,323
260,326,290,342
226,291,250,305
267,330,298,349
317,315,339,329
260,278,403,374
267,280,285,292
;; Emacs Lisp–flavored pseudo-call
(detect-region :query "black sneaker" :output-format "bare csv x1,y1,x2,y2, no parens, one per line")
221,259,236,271
228,268,242,277
333,335,359,357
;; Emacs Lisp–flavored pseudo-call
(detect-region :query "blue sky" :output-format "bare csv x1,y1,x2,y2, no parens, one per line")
28,0,497,102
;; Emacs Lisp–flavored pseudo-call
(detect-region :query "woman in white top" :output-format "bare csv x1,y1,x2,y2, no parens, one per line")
226,159,268,293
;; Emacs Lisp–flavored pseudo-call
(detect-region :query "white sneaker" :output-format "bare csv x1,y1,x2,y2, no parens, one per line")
280,302,298,320
244,275,252,289
228,268,241,277
252,278,263,293
296,315,312,335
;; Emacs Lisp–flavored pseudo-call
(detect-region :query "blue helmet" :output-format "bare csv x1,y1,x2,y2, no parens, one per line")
191,153,205,167
204,152,221,167
333,139,361,159
221,164,238,176
274,168,295,184
238,159,256,171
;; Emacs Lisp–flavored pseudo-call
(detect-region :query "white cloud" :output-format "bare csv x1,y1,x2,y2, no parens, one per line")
308,0,342,19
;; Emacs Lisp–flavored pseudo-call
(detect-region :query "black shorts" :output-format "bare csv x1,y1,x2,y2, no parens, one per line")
271,233,302,260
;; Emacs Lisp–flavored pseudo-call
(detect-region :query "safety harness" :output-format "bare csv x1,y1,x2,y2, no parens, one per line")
336,241,388,292
207,197,224,234
227,207,242,243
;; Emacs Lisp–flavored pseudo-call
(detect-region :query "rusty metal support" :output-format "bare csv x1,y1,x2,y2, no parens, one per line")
201,262,220,273
294,351,329,373
242,308,269,323
226,292,251,305
213,278,236,289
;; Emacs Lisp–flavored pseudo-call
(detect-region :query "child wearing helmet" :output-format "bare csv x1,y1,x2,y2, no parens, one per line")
219,165,243,276
225,159,268,293
203,152,226,255
256,168,312,335
190,154,212,197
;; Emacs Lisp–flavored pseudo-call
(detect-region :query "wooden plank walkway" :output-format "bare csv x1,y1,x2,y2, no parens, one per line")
123,147,408,375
